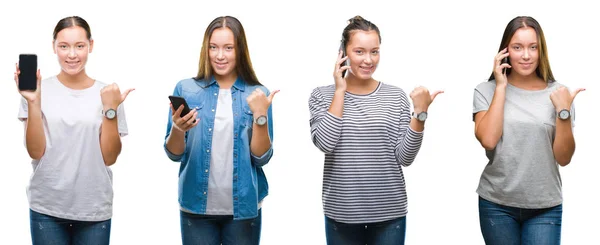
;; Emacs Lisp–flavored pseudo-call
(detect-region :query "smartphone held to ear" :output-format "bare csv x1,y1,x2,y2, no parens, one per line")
18,54,37,91
339,42,349,77
168,95,196,123
502,56,509,75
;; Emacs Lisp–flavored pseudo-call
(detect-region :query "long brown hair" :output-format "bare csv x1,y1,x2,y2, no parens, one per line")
489,16,554,82
194,16,260,85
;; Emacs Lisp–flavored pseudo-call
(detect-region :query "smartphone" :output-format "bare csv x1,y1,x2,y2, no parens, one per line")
18,54,37,91
502,56,510,75
168,95,196,123
339,42,349,77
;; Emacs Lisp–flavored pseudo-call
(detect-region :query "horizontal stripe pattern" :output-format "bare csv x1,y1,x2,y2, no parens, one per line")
309,82,424,224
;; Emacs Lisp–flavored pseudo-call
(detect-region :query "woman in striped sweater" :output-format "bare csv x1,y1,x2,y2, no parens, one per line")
308,16,442,245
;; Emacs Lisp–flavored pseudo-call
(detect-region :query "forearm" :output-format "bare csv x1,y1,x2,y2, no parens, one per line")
250,119,271,157
475,86,506,150
25,102,46,160
100,118,121,166
165,127,186,155
328,90,345,118
553,119,575,166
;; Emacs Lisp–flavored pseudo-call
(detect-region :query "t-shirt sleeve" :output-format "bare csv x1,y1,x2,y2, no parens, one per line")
473,87,490,121
117,102,128,137
18,97,28,121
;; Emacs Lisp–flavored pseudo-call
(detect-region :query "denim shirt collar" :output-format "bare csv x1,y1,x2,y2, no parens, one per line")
196,76,247,92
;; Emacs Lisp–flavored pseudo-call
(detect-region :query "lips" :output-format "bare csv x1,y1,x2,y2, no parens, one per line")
359,65,374,73
520,63,533,69
65,61,80,68
215,62,228,69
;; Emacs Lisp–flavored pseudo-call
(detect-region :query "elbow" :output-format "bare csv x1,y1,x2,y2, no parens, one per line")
477,136,498,151
555,154,573,167
27,147,45,160
251,147,273,167
104,159,117,166
28,151,43,161
164,144,183,162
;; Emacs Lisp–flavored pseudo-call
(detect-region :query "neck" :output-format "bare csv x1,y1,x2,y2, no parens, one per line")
508,72,546,90
57,70,93,89
345,73,378,94
215,73,238,89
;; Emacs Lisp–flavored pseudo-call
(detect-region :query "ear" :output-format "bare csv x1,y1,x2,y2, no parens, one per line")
88,39,94,53
52,40,57,54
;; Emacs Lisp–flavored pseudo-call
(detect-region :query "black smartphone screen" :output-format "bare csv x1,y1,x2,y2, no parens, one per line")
18,54,37,91
169,96,191,117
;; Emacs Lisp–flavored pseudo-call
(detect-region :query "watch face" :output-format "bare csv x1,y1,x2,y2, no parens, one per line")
559,110,570,119
417,112,428,121
256,116,267,126
106,109,116,119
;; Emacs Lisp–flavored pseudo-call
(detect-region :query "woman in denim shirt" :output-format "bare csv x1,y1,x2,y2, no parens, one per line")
164,16,276,245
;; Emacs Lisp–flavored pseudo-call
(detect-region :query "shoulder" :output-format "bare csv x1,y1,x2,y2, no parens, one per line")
310,84,336,98
547,80,567,91
379,82,407,97
246,83,270,94
475,80,497,92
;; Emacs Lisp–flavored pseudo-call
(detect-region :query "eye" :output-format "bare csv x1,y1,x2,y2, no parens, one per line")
77,45,85,49
355,50,363,55
531,45,538,50
512,46,521,50
209,45,216,50
226,46,234,50
59,45,67,49
371,50,379,55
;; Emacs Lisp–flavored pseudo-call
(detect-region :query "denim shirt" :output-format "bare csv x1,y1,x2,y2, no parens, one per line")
164,77,273,220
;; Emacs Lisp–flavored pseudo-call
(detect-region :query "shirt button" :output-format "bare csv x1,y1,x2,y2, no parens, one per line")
234,197,238,200
234,154,237,158
214,93,217,96
233,175,237,180
206,149,210,153
234,134,238,138
208,128,212,131
203,192,207,195
212,109,215,112
205,169,208,173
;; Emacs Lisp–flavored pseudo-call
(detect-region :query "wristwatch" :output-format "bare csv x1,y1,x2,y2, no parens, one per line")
254,115,267,126
557,109,570,120
412,111,428,122
104,108,117,120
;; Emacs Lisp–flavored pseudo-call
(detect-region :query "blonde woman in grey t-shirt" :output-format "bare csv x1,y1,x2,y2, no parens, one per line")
14,16,133,245
472,16,584,245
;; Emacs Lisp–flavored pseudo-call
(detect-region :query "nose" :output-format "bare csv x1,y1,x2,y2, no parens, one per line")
217,48,225,60
364,54,373,64
68,47,77,58
522,49,530,60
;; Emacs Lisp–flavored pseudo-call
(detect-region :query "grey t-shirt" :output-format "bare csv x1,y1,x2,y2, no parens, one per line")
473,80,574,209
18,76,128,221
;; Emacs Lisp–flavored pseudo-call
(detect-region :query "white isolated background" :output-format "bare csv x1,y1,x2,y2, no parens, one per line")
0,0,598,244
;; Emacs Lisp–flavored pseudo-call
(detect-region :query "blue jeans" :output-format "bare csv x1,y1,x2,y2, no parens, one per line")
180,209,262,245
29,209,111,245
479,196,562,245
325,215,406,245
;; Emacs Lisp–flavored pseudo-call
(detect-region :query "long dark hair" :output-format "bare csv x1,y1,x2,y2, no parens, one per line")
195,16,260,85
489,16,554,82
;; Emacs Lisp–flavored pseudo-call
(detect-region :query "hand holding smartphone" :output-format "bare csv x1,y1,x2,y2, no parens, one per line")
168,96,196,123
18,54,38,91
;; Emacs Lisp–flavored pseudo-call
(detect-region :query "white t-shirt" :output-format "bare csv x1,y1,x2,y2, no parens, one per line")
18,76,128,221
206,88,234,215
